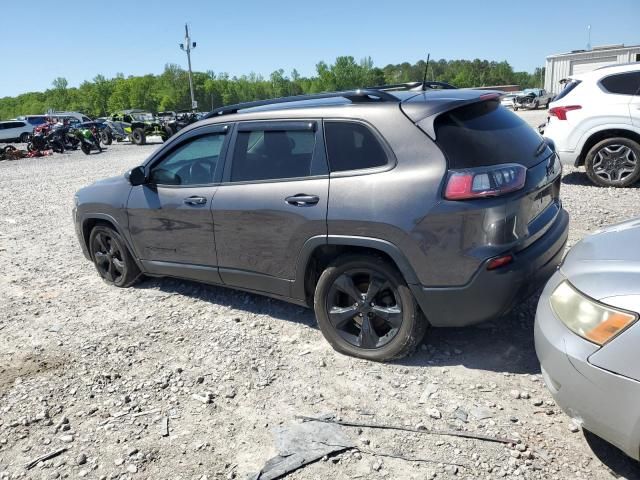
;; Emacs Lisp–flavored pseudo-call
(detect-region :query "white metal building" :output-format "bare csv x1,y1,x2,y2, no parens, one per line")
544,44,640,94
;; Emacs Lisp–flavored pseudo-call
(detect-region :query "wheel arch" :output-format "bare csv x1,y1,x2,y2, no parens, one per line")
81,214,143,270
576,128,640,166
292,236,420,305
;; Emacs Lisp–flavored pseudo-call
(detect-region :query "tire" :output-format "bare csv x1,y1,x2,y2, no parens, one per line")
80,142,91,155
19,132,30,143
164,125,174,139
131,128,146,145
27,142,36,152
100,130,113,145
89,225,141,288
585,137,640,188
313,254,427,362
532,100,539,110
513,106,519,111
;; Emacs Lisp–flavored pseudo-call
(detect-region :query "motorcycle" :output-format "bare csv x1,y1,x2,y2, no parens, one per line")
28,123,64,153
72,125,102,155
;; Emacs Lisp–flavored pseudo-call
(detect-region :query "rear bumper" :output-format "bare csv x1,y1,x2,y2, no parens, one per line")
414,208,569,327
535,273,640,460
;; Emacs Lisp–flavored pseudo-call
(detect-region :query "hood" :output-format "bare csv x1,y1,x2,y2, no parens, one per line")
560,217,640,307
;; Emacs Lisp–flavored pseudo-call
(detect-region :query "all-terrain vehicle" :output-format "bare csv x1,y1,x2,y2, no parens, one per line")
110,110,168,145
158,109,201,139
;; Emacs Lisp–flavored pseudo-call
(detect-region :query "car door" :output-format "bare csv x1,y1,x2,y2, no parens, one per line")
127,124,231,283
211,120,328,297
628,72,640,128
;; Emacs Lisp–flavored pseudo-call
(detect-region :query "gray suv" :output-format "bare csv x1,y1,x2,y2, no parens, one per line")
73,85,569,361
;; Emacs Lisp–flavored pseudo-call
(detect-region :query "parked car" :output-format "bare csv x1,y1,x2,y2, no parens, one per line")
500,92,520,109
0,120,33,143
535,217,640,461
16,115,49,129
543,64,640,187
73,85,568,361
513,88,553,111
48,111,93,123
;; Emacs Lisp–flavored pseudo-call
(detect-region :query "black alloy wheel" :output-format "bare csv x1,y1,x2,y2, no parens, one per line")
89,226,140,287
314,255,427,361
327,269,403,349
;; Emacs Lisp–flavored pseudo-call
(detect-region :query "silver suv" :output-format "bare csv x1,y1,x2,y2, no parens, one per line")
73,85,569,361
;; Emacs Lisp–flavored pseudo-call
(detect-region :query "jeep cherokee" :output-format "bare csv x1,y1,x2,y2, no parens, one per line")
73,85,569,361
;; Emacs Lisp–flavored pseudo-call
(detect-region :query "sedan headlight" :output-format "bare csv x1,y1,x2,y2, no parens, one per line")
550,281,638,345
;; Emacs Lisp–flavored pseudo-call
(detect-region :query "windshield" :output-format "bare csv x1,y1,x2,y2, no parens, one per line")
131,112,154,122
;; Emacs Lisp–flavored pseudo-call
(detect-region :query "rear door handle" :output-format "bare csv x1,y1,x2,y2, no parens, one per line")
285,194,319,206
184,196,207,205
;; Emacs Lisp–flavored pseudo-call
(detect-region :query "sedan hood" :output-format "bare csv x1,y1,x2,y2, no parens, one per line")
560,217,640,308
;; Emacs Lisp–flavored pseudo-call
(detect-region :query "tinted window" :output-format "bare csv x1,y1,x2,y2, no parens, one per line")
600,72,640,95
27,117,47,126
435,99,546,169
150,134,224,185
324,121,388,172
231,129,315,182
553,80,581,101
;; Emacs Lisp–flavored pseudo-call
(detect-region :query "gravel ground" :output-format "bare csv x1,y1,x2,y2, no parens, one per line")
1,114,640,480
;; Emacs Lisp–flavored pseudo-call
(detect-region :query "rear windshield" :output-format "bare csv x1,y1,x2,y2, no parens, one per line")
434,99,546,169
552,79,581,101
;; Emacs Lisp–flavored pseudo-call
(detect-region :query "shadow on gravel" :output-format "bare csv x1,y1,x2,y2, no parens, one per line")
583,430,640,479
135,277,542,375
562,171,640,189
395,295,542,375
134,277,317,327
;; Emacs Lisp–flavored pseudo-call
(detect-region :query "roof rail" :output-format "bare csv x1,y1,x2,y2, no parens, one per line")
203,89,399,118
367,81,457,91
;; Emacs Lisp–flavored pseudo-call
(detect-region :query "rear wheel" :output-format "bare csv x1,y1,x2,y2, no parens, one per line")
131,128,146,145
585,137,640,187
314,255,427,361
89,225,140,287
19,132,30,143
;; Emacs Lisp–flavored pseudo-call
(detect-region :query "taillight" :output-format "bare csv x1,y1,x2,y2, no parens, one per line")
444,164,527,200
548,105,581,120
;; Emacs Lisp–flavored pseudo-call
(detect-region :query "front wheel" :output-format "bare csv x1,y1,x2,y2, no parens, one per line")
19,132,31,143
89,225,141,287
314,255,427,361
131,128,146,145
585,137,640,187
100,130,113,145
80,142,91,155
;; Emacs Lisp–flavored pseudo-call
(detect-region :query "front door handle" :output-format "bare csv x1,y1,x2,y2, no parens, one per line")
184,196,207,205
285,194,319,206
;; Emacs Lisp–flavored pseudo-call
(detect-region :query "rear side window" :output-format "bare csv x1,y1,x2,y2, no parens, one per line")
324,121,388,172
231,129,315,182
552,80,581,101
28,117,47,126
600,72,640,95
434,100,545,169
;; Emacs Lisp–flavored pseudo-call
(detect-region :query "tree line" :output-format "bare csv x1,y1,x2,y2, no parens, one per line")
0,57,544,120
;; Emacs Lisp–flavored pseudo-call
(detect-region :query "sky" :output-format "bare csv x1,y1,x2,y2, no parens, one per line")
1,0,638,98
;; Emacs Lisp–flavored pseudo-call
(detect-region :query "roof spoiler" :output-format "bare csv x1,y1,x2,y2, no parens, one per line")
401,90,502,139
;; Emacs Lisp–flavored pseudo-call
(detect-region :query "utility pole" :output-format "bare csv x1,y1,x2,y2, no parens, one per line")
587,24,591,51
180,24,197,110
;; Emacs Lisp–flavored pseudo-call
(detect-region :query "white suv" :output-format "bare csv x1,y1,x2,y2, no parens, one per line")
0,120,33,143
543,63,640,187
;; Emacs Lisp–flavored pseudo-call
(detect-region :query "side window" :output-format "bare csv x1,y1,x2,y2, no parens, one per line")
150,134,225,186
230,128,315,182
600,72,640,95
324,121,389,172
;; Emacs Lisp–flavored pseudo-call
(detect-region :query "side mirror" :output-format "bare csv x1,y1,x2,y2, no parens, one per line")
126,166,147,186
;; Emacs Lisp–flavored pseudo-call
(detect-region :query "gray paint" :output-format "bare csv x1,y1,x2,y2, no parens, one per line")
74,90,568,329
